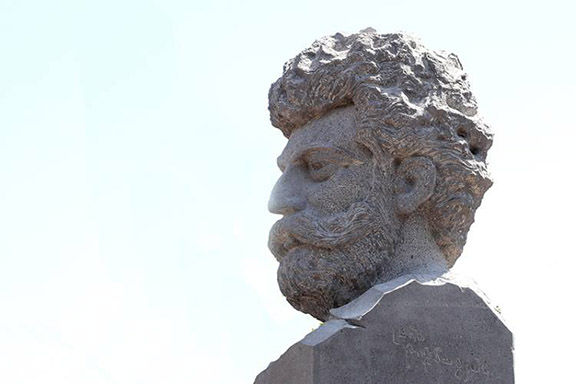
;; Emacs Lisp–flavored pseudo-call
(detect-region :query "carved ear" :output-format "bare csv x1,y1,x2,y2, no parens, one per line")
394,157,437,215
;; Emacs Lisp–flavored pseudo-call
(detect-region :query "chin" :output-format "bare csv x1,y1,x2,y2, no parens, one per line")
277,245,375,321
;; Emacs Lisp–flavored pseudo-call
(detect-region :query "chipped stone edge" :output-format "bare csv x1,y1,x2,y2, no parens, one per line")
300,272,508,347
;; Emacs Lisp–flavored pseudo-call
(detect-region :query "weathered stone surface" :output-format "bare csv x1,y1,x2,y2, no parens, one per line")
267,29,494,321
255,277,514,384
258,28,513,384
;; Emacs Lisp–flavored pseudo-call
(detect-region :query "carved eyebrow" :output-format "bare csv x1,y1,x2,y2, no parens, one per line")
300,147,364,165
277,146,363,172
276,156,286,172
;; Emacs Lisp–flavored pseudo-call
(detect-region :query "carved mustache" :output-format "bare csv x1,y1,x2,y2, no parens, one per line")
268,201,378,261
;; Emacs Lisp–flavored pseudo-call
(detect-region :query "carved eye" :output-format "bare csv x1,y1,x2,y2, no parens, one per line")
309,161,326,171
307,160,338,182
302,148,363,182
302,152,339,182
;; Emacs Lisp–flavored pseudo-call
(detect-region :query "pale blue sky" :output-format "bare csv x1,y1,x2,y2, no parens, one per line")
0,0,574,382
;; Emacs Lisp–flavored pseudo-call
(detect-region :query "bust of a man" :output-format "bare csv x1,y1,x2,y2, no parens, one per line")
267,29,493,321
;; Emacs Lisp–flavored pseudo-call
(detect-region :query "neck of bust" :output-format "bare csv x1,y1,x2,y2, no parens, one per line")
392,214,449,278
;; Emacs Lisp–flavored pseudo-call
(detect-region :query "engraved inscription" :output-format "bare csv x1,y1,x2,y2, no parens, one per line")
392,325,490,382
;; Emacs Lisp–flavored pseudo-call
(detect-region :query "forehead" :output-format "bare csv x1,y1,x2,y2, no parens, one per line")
279,106,358,163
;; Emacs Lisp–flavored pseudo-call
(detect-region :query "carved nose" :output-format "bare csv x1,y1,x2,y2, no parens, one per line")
268,169,306,215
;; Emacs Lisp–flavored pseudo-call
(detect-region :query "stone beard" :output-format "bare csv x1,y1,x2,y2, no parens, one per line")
267,30,493,321
270,183,400,321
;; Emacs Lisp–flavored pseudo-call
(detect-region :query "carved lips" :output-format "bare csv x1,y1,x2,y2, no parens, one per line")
269,200,382,263
268,218,304,262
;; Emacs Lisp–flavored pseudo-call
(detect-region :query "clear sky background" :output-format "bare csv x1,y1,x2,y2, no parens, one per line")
0,0,574,383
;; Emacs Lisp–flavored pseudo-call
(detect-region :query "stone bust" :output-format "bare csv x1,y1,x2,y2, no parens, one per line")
267,29,493,321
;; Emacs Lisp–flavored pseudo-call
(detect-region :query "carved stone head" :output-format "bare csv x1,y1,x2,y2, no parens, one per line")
267,30,492,321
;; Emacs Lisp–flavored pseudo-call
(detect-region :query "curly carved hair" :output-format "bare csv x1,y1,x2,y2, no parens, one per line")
269,29,493,266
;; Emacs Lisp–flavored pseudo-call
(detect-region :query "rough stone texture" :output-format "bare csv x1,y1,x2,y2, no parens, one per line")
260,29,513,384
267,29,494,321
255,276,514,384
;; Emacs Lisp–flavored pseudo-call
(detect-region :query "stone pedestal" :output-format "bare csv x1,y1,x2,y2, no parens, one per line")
255,277,514,384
